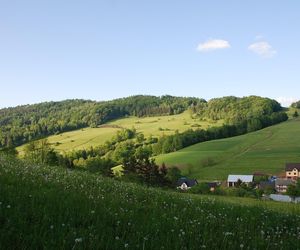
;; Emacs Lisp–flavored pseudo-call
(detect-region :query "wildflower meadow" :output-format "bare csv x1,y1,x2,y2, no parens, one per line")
1,154,300,249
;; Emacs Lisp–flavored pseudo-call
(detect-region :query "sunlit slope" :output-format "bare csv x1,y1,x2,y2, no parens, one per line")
17,111,222,153
156,117,300,180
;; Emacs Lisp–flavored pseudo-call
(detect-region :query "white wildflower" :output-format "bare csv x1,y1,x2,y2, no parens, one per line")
75,238,83,243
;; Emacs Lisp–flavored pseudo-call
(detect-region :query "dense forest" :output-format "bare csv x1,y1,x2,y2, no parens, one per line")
190,96,282,123
0,95,204,148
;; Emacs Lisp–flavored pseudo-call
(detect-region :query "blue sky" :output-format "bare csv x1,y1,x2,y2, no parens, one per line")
0,0,299,108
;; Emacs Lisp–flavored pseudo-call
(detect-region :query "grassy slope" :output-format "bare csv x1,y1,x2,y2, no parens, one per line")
156,117,300,181
17,111,223,153
0,154,300,249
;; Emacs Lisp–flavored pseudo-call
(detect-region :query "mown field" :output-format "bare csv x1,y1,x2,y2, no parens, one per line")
1,154,300,249
156,117,300,181
17,111,223,153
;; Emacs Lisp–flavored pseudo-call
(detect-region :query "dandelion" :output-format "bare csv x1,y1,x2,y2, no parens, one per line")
124,243,129,248
50,225,54,229
115,236,120,240
75,238,83,243
7,205,11,209
91,210,95,214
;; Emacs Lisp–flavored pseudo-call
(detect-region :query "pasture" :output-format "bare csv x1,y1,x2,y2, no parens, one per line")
156,117,300,181
17,111,223,153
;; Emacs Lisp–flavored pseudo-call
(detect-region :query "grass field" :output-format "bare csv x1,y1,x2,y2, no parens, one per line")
17,111,223,153
1,154,300,249
156,117,300,181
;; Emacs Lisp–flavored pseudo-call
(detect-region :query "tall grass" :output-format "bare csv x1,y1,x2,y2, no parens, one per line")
0,154,299,249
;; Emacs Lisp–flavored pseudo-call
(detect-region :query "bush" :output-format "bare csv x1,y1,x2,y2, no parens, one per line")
188,183,210,194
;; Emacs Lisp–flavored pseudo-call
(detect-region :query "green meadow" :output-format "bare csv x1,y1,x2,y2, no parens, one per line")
1,154,300,249
156,117,300,181
17,111,223,153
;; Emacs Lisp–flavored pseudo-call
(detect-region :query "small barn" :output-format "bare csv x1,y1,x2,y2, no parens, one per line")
227,175,254,187
177,177,198,191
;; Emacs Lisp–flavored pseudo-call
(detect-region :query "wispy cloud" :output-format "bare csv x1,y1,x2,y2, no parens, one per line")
197,39,231,52
248,41,276,58
276,97,298,107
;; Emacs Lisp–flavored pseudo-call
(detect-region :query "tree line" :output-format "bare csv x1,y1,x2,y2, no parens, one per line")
291,100,300,109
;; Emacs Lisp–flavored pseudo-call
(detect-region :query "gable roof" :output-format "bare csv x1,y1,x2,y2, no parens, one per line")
259,181,275,189
227,175,254,183
275,179,294,186
207,182,218,188
177,177,198,187
285,163,300,171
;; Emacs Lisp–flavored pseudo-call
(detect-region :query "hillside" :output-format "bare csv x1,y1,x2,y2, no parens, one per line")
1,95,285,151
1,154,299,249
17,111,223,153
0,95,204,148
156,117,300,180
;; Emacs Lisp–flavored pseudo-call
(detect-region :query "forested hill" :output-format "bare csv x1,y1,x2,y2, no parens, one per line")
0,95,204,148
191,96,283,123
0,95,287,148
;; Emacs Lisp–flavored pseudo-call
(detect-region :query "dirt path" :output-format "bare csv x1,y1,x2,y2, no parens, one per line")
232,130,274,160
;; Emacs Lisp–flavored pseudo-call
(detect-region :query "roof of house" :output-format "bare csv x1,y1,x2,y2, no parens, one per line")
259,181,275,189
207,182,218,188
275,178,294,186
177,177,198,187
227,175,254,183
285,163,300,171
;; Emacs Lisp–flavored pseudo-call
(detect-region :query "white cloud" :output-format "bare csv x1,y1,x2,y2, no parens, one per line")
197,39,231,52
248,41,276,58
276,97,298,107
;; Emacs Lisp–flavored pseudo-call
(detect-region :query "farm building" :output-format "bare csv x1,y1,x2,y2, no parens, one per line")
269,194,300,203
275,179,294,193
285,163,300,180
227,175,254,187
269,194,293,203
177,177,198,191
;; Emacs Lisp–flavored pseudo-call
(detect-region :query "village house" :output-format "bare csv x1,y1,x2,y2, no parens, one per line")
275,178,294,193
177,177,198,191
227,175,254,187
285,163,300,180
207,182,219,192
